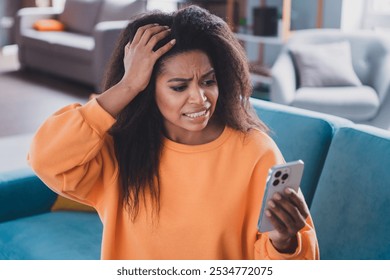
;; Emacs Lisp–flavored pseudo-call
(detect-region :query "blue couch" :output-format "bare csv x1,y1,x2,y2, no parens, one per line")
1,99,389,260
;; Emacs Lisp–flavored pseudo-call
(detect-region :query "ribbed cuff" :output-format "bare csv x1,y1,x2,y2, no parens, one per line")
79,98,116,138
265,232,303,260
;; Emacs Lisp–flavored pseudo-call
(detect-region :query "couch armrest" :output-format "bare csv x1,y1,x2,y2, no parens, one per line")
92,20,130,92
15,7,62,65
0,168,57,223
372,54,390,104
270,50,297,105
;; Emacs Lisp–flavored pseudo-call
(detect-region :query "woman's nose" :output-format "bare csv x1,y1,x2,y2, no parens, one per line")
188,86,207,104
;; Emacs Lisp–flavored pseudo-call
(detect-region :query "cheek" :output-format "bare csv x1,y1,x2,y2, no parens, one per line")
155,90,183,117
208,87,219,107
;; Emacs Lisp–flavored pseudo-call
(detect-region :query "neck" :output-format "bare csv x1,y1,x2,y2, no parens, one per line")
164,119,225,145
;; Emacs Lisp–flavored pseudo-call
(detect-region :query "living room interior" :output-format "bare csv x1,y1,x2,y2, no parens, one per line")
1,0,390,260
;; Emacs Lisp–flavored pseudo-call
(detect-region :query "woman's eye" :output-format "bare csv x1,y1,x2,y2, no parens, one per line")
203,79,216,86
171,85,187,92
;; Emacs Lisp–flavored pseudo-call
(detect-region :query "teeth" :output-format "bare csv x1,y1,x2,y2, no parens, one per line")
184,110,207,118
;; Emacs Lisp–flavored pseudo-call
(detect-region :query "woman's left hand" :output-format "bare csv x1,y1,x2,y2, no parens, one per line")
266,187,310,254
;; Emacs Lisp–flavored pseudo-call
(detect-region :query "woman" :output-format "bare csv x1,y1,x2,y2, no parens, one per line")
28,6,319,259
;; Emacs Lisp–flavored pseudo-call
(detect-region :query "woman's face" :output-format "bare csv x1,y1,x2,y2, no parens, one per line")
155,50,219,143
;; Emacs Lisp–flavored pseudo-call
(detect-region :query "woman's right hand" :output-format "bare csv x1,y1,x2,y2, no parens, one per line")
96,24,175,117
120,24,176,94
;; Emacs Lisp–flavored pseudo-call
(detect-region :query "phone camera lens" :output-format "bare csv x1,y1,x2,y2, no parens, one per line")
275,171,282,178
273,179,280,186
282,173,289,180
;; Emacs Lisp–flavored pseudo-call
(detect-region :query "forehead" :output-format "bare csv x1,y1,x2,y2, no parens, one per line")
159,50,213,77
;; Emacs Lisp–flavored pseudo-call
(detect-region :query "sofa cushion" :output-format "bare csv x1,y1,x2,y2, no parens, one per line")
97,0,146,22
293,86,379,121
310,125,390,259
0,212,102,259
21,29,94,61
250,98,352,207
59,0,103,34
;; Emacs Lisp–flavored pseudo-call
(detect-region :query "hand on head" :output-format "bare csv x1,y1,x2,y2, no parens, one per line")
121,24,176,94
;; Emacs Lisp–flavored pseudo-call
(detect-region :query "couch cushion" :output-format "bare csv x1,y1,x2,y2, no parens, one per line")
98,0,146,22
59,0,103,34
293,86,379,121
21,29,94,61
310,125,390,259
250,98,352,207
0,212,102,259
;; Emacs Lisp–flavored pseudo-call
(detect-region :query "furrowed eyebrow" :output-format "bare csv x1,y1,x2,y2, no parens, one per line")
167,69,215,83
167,77,192,83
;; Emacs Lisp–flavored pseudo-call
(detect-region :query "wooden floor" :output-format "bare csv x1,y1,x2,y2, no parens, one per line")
0,45,94,171
0,45,91,137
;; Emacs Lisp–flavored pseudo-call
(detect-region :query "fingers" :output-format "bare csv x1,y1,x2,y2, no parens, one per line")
125,24,175,59
266,189,309,236
154,39,176,58
139,25,170,47
285,188,310,219
132,23,158,44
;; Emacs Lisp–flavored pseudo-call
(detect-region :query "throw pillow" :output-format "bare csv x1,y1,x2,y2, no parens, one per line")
290,41,362,88
33,19,65,31
51,196,95,212
59,0,103,34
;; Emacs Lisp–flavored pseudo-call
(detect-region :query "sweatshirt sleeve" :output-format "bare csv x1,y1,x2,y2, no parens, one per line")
27,98,118,208
250,131,320,260
254,210,320,260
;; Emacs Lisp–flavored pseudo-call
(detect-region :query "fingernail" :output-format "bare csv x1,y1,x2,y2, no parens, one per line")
153,23,159,26
266,210,272,217
164,25,170,29
170,39,176,45
268,200,276,208
285,188,292,194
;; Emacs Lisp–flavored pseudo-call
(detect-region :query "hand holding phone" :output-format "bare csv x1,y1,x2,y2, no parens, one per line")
257,160,304,233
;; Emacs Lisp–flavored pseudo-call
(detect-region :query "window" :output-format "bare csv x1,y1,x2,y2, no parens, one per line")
147,0,177,12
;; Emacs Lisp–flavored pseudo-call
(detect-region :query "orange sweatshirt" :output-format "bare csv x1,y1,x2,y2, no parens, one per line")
28,99,319,260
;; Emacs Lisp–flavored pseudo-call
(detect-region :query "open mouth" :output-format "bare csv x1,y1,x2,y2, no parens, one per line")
183,109,209,119
183,102,211,119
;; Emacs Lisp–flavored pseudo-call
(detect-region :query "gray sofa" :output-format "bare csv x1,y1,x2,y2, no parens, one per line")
15,0,146,91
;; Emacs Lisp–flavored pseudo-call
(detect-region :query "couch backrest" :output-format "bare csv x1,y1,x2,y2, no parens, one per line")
286,29,390,89
310,124,390,259
98,0,146,23
59,0,104,34
58,0,146,35
250,98,352,207
0,168,57,223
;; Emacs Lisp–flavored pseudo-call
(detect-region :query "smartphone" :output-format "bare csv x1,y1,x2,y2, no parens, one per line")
257,160,304,232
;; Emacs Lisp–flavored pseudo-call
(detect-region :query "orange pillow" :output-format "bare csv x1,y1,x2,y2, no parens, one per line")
51,196,96,212
33,19,65,31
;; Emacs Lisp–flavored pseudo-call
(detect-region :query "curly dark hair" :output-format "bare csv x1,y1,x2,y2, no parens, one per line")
104,5,268,219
